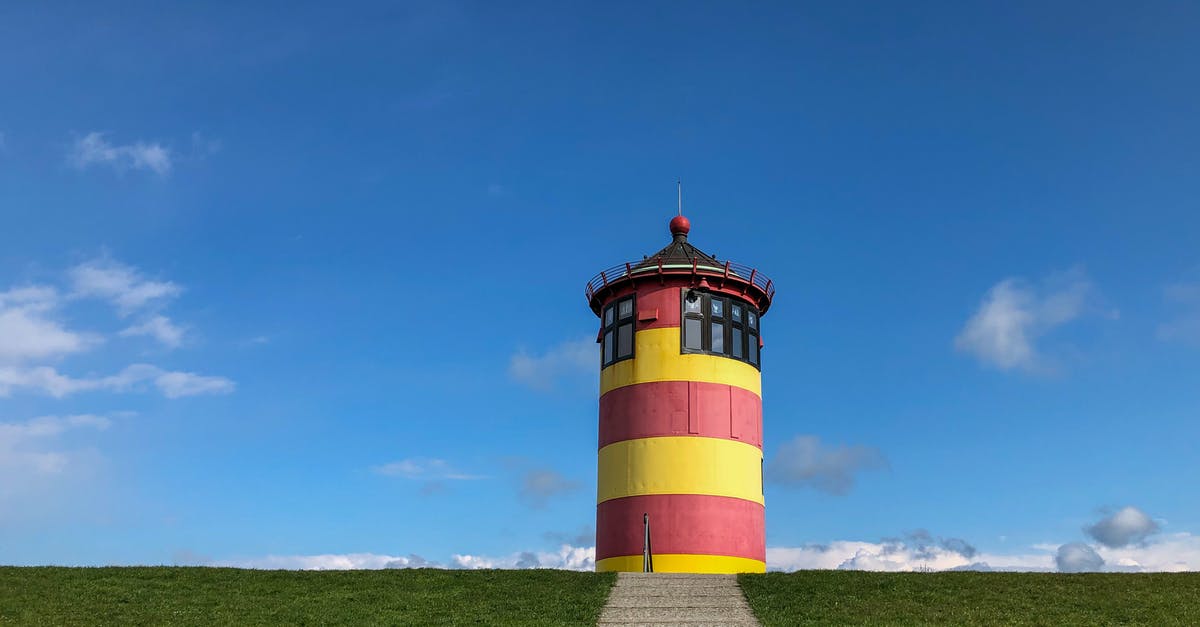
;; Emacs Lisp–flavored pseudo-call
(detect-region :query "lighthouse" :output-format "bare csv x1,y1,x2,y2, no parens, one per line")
585,214,775,574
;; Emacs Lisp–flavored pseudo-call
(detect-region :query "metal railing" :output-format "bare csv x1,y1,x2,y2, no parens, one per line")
643,512,653,573
585,258,775,304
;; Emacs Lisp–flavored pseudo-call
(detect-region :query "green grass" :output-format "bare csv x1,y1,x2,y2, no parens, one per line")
739,571,1200,626
7,567,1200,626
0,567,615,626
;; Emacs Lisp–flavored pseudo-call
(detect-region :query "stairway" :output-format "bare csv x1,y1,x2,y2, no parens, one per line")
597,572,762,626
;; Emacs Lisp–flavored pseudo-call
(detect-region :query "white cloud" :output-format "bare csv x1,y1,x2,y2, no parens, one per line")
0,413,115,523
955,269,1092,372
200,544,594,571
0,286,98,363
0,365,100,397
0,363,234,399
0,285,58,309
452,544,595,571
765,435,886,495
153,369,235,398
519,469,580,508
508,337,595,391
0,261,231,403
120,315,186,348
0,414,110,479
1055,542,1105,572
1085,506,1160,548
768,531,1200,573
1,260,193,362
767,540,1055,572
70,258,182,315
372,459,425,478
88,533,1200,573
372,458,483,481
69,132,171,175
1094,532,1200,572
211,553,439,570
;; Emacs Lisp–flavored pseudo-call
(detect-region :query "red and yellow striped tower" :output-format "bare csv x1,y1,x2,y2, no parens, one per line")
585,214,775,574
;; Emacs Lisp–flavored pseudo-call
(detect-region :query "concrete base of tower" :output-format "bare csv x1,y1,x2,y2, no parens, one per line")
595,554,766,574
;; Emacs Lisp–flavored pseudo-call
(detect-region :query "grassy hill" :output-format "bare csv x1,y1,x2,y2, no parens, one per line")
739,571,1200,626
0,567,614,626
3,567,1199,625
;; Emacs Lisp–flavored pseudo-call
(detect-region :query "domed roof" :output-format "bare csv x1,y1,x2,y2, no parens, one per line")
634,214,721,270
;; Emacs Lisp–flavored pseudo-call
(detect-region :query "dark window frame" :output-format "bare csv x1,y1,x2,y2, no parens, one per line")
601,294,637,367
679,288,761,369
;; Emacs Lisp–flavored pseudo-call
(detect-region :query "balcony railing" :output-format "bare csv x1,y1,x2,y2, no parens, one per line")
585,257,775,305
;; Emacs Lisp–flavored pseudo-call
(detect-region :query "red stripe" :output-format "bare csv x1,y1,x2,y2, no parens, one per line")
594,280,771,323
596,494,765,561
591,284,683,331
599,381,762,448
630,285,682,330
596,283,761,332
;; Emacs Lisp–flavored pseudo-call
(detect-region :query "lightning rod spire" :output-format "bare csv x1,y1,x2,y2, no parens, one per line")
677,179,682,216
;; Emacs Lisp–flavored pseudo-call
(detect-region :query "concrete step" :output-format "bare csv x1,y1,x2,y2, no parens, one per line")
619,573,737,579
607,591,746,600
598,607,757,622
611,585,743,593
614,577,737,583
609,588,744,596
598,571,761,626
597,622,759,627
604,597,751,608
608,587,746,596
609,578,739,583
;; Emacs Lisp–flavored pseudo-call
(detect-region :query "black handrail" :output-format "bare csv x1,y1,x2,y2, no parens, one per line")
643,512,653,573
585,259,775,304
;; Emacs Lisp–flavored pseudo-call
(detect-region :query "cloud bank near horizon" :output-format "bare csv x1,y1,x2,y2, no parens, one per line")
172,532,1200,573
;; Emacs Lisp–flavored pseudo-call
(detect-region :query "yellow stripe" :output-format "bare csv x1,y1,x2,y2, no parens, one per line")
600,327,761,397
598,436,764,505
596,554,766,574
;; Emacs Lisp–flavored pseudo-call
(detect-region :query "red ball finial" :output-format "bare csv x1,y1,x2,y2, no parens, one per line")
669,215,691,236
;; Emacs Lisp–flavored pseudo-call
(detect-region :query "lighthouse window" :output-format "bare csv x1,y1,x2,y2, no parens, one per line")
683,318,702,350
617,323,633,357
601,295,636,367
747,317,760,367
680,289,761,369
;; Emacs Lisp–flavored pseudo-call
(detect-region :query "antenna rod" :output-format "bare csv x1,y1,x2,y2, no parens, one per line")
677,179,682,216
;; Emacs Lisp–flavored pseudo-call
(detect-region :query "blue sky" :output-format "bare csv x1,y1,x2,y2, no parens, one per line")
2,1,1199,572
